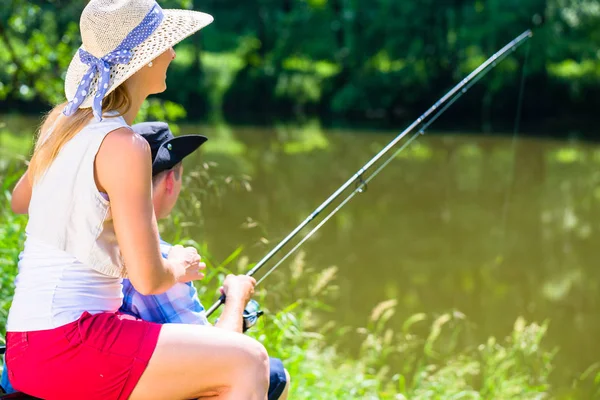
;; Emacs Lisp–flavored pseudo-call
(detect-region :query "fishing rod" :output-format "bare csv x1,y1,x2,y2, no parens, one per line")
207,29,533,318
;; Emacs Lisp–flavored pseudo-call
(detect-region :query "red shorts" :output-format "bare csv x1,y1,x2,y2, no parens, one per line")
6,311,162,400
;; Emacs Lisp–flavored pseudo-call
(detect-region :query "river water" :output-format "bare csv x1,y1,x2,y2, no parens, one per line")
1,115,599,389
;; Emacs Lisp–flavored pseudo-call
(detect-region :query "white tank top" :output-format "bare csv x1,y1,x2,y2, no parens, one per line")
7,114,130,331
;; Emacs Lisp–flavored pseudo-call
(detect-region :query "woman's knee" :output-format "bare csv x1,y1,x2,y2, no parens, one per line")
225,338,269,396
245,339,269,378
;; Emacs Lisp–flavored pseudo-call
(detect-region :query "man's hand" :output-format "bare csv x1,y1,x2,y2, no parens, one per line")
215,274,256,333
220,274,256,304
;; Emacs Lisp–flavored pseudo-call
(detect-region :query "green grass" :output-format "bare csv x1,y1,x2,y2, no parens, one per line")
0,163,599,399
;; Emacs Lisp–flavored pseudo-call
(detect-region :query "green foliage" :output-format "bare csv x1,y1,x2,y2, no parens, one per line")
1,0,599,129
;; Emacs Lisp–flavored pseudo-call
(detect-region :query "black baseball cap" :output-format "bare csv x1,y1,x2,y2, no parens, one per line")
131,121,208,176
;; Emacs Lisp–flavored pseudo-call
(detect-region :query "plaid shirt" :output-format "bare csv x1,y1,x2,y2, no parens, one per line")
119,239,209,325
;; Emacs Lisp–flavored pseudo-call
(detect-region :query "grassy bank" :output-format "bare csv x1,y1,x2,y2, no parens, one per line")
0,165,598,399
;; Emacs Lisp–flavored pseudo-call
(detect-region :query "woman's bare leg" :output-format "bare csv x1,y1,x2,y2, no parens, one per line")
129,323,269,400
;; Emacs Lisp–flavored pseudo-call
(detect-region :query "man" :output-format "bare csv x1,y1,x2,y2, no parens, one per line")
0,122,289,399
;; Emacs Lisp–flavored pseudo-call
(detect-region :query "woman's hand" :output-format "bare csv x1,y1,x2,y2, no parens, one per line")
167,245,206,283
220,274,256,305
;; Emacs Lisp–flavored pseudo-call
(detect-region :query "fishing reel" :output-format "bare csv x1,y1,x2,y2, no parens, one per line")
214,298,263,332
242,299,264,333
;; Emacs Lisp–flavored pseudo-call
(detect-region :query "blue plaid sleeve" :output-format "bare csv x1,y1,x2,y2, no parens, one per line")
119,238,209,325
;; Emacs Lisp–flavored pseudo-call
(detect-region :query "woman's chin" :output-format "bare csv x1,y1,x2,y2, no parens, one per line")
150,83,167,95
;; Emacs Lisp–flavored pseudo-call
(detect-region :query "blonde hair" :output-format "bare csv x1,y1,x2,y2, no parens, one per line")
29,85,132,182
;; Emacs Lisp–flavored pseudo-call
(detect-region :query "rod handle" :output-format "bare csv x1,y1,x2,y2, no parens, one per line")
206,294,226,317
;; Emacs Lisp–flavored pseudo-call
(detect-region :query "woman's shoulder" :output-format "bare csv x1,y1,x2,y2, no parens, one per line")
101,125,149,156
95,125,152,188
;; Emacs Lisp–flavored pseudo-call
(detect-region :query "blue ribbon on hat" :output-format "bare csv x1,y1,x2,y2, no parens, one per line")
63,4,164,121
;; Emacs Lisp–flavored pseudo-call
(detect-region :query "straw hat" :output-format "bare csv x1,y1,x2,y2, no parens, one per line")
64,0,213,118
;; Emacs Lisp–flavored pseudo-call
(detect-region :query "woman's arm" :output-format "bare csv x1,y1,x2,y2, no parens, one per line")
96,127,199,295
11,170,32,214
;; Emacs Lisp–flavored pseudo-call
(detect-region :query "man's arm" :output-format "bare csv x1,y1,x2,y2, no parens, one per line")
214,297,246,333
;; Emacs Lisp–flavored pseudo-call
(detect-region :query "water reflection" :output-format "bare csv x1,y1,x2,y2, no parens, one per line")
1,116,599,387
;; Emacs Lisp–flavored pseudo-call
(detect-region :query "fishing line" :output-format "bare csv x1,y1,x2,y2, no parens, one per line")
498,40,531,255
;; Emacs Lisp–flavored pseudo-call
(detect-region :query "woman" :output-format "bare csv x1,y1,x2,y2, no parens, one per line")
6,1,269,399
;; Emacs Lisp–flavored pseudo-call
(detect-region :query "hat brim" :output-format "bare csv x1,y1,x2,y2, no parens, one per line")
65,9,213,109
152,134,208,175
